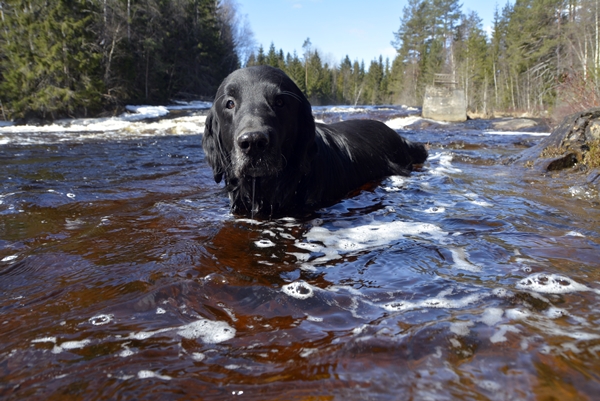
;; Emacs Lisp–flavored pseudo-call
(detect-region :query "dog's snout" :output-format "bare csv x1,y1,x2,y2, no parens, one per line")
237,131,269,155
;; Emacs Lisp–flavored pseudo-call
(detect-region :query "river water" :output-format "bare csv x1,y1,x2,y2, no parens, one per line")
1,105,600,400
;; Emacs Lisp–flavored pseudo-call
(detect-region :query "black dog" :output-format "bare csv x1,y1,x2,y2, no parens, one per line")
202,65,427,217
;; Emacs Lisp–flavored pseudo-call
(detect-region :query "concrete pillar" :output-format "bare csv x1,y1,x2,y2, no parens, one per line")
422,85,467,122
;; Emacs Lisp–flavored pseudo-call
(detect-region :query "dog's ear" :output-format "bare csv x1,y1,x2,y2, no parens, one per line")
298,94,318,170
202,108,225,183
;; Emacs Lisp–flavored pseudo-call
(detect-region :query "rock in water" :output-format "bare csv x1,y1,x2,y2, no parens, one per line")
513,108,600,179
491,118,539,131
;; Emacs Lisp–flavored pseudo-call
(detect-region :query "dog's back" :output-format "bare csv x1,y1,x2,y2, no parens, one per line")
303,119,427,207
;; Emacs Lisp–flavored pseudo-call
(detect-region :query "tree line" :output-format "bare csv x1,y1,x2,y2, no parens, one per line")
247,0,600,119
2,0,599,120
0,0,251,119
246,39,391,106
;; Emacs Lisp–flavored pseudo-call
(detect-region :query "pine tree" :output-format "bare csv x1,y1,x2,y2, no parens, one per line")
455,11,490,113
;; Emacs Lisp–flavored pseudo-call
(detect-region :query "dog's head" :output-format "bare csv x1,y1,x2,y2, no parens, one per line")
202,66,316,185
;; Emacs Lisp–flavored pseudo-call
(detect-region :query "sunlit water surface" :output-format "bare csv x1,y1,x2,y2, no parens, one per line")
1,105,600,400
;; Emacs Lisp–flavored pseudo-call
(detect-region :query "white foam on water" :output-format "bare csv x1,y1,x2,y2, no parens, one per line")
294,220,447,267
255,239,276,248
1,255,18,262
429,152,462,175
504,308,531,320
470,200,493,207
0,114,207,145
485,130,551,137
124,105,169,120
128,317,236,344
31,336,57,344
565,231,585,237
31,336,89,354
89,314,113,325
382,175,408,192
449,320,474,336
383,290,486,312
516,273,599,294
51,339,91,354
385,116,447,129
476,380,503,392
449,247,482,272
176,319,236,343
119,344,135,357
422,206,446,214
480,307,504,326
137,370,172,380
282,281,315,300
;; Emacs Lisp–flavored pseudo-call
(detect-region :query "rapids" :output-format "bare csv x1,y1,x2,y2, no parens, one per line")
1,105,599,400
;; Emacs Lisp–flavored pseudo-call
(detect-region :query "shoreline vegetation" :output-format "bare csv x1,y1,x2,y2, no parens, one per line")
1,0,599,124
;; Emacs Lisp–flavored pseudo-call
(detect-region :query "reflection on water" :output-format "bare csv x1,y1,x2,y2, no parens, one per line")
1,106,600,400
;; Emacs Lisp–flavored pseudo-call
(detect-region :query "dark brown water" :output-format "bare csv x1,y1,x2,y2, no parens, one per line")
1,107,600,400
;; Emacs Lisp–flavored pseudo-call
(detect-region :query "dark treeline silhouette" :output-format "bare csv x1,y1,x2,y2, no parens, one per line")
246,40,390,106
0,0,247,119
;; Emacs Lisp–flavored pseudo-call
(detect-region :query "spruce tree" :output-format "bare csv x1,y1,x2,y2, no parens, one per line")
0,0,104,118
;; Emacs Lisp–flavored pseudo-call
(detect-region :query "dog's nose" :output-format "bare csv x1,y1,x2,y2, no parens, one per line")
237,131,269,155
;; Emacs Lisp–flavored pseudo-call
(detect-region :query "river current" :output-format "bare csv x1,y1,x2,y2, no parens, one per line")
1,105,600,400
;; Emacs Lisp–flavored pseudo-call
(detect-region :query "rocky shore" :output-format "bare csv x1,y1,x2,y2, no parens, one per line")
512,108,600,191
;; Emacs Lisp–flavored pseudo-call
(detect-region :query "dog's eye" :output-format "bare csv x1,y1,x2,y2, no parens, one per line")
226,100,235,109
274,97,284,108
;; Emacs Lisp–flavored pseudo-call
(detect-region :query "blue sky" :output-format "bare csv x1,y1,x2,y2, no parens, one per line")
236,0,513,66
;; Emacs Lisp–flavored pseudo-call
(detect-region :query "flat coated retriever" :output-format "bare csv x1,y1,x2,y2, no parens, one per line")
202,65,427,218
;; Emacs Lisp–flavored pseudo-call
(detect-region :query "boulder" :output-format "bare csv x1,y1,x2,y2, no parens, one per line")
513,108,600,176
492,118,539,131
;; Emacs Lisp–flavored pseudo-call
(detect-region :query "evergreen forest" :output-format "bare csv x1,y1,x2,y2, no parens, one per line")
248,0,600,120
0,0,245,119
1,0,599,120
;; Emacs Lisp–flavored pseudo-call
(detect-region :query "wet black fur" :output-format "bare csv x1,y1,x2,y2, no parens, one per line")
202,65,428,218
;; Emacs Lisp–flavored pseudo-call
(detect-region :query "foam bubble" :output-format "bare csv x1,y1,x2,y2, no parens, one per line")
449,320,474,336
119,346,134,357
516,273,598,294
477,380,502,392
255,239,275,248
137,370,172,380
282,281,315,300
50,339,91,354
295,220,446,266
382,175,408,192
31,336,56,344
89,314,113,325
544,307,567,319
383,292,485,312
490,325,520,343
504,308,530,320
129,317,236,343
176,319,236,343
480,307,504,326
